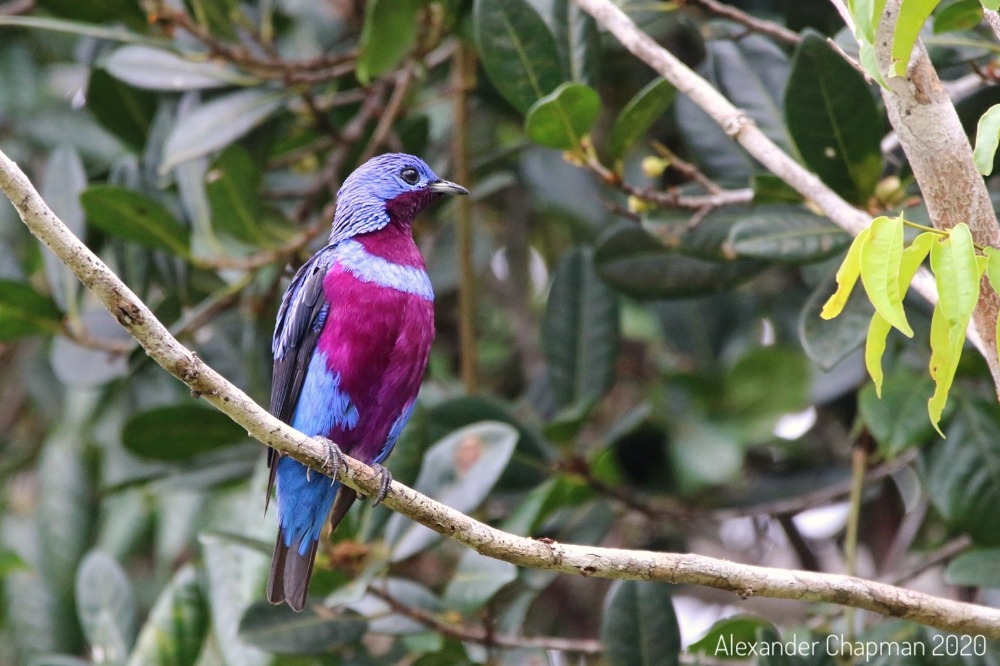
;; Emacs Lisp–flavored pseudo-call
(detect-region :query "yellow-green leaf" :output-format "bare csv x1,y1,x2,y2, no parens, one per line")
891,0,942,77
821,226,871,319
930,224,981,324
860,216,912,336
927,302,960,436
866,313,892,396
984,247,1000,365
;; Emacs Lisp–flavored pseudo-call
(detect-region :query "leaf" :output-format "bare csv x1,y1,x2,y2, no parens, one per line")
122,405,248,460
944,548,1000,586
386,421,518,561
608,78,675,159
0,16,159,45
859,215,912,336
238,602,366,654
721,347,809,440
859,370,937,456
799,268,873,370
474,0,565,114
80,185,191,256
594,226,765,299
342,578,441,635
785,31,883,204
891,0,941,77
688,615,779,657
104,45,259,90
727,213,851,263
442,551,518,613
934,0,984,32
160,89,287,174
41,145,86,309
864,231,934,395
546,0,600,85
75,551,137,663
35,0,143,24
206,145,266,244
973,104,1000,175
985,247,1000,365
820,227,870,319
984,0,1000,10
356,0,421,83
600,580,681,666
51,309,131,387
850,0,889,42
524,82,600,150
87,69,157,150
126,565,207,666
0,279,63,341
541,247,620,411
924,397,1000,544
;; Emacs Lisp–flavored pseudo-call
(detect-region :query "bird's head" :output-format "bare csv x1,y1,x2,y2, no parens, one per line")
330,153,468,242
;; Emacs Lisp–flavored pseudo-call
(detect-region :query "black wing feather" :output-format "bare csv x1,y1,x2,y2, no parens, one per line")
266,250,333,504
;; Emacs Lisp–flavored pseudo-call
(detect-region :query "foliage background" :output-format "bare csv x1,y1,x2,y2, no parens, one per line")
1,0,999,663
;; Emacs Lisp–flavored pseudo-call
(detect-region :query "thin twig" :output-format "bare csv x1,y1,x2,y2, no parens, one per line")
684,0,801,44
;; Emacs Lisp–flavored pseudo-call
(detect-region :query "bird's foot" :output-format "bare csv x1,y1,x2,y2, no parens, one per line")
367,464,392,506
317,436,345,486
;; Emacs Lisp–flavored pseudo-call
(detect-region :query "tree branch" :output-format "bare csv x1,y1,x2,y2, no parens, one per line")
2,148,1000,637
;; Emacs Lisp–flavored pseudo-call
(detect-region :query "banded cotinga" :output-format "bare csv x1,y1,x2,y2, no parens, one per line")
266,153,468,611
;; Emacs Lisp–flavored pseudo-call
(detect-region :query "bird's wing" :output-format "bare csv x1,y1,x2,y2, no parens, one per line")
266,250,333,504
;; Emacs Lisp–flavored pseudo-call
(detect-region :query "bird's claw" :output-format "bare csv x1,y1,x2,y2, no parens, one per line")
318,436,345,486
369,464,392,506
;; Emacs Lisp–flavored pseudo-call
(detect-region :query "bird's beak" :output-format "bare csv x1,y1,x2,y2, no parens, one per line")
428,179,469,196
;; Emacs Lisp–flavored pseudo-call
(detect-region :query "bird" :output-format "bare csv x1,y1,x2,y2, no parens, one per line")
265,153,468,611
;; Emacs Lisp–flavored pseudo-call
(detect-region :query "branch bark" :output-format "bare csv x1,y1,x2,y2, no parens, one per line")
2,148,1000,639
571,0,993,379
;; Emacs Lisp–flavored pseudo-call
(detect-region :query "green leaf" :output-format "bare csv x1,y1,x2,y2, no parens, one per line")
544,0,601,85
688,615,779,658
799,268,873,370
850,0,889,42
122,405,247,460
474,0,565,114
721,347,809,440
859,370,937,456
934,0,984,32
442,551,518,613
0,279,63,341
727,213,851,263
983,0,1000,10
80,185,191,256
821,227,870,319
524,82,600,150
0,16,160,45
356,0,421,83
924,396,1000,544
386,421,518,561
238,602,366,654
160,89,287,174
35,0,143,24
103,45,259,90
891,0,941,77
206,145,266,244
126,565,207,666
944,548,1000,586
985,247,1000,365
594,226,765,299
785,31,883,204
86,69,157,150
541,247,620,411
973,104,1000,175
75,551,137,663
600,580,681,666
608,78,676,159
859,215,912,336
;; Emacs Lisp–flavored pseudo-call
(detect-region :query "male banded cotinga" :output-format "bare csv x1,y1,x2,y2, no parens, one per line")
266,153,468,611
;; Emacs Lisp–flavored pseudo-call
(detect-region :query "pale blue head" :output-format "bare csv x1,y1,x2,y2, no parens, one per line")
330,153,468,243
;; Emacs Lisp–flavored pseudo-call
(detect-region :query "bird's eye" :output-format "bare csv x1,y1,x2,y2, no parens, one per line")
400,167,420,185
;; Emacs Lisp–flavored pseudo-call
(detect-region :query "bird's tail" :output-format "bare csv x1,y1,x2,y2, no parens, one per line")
267,486,358,611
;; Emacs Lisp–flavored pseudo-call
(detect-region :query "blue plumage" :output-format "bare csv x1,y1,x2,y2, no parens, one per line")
266,154,468,611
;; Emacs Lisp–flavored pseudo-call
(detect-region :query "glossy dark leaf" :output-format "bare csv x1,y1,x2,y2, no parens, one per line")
205,144,265,244
944,548,1000,587
86,69,157,150
81,185,190,256
357,0,421,83
727,213,851,263
798,268,872,370
609,78,676,160
524,82,600,149
859,370,937,457
600,580,680,666
35,0,143,24
541,247,620,410
785,31,883,204
594,226,765,299
75,551,136,662
474,0,565,114
122,405,247,460
934,0,983,32
160,89,286,173
550,0,600,84
238,602,366,654
126,565,207,666
0,279,63,341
